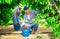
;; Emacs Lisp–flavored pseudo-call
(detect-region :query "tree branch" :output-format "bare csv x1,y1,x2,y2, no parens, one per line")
52,0,60,14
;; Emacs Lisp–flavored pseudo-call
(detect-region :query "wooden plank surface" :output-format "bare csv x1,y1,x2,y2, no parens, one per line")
0,25,52,34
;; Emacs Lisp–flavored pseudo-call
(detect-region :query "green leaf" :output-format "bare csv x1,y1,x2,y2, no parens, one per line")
36,36,43,38
5,0,12,4
0,0,1,3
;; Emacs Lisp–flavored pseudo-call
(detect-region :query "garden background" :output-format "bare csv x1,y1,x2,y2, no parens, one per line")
0,0,60,39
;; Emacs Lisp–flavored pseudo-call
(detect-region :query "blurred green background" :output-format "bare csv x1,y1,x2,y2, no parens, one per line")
0,0,60,38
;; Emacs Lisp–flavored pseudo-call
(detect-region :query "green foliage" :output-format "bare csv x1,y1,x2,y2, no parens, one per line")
19,0,60,38
36,36,43,39
0,8,12,25
52,24,60,37
0,0,60,38
5,0,12,4
0,0,12,4
0,0,20,25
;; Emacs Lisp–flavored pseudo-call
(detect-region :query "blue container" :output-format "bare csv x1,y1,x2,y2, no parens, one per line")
14,24,20,31
22,29,30,37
